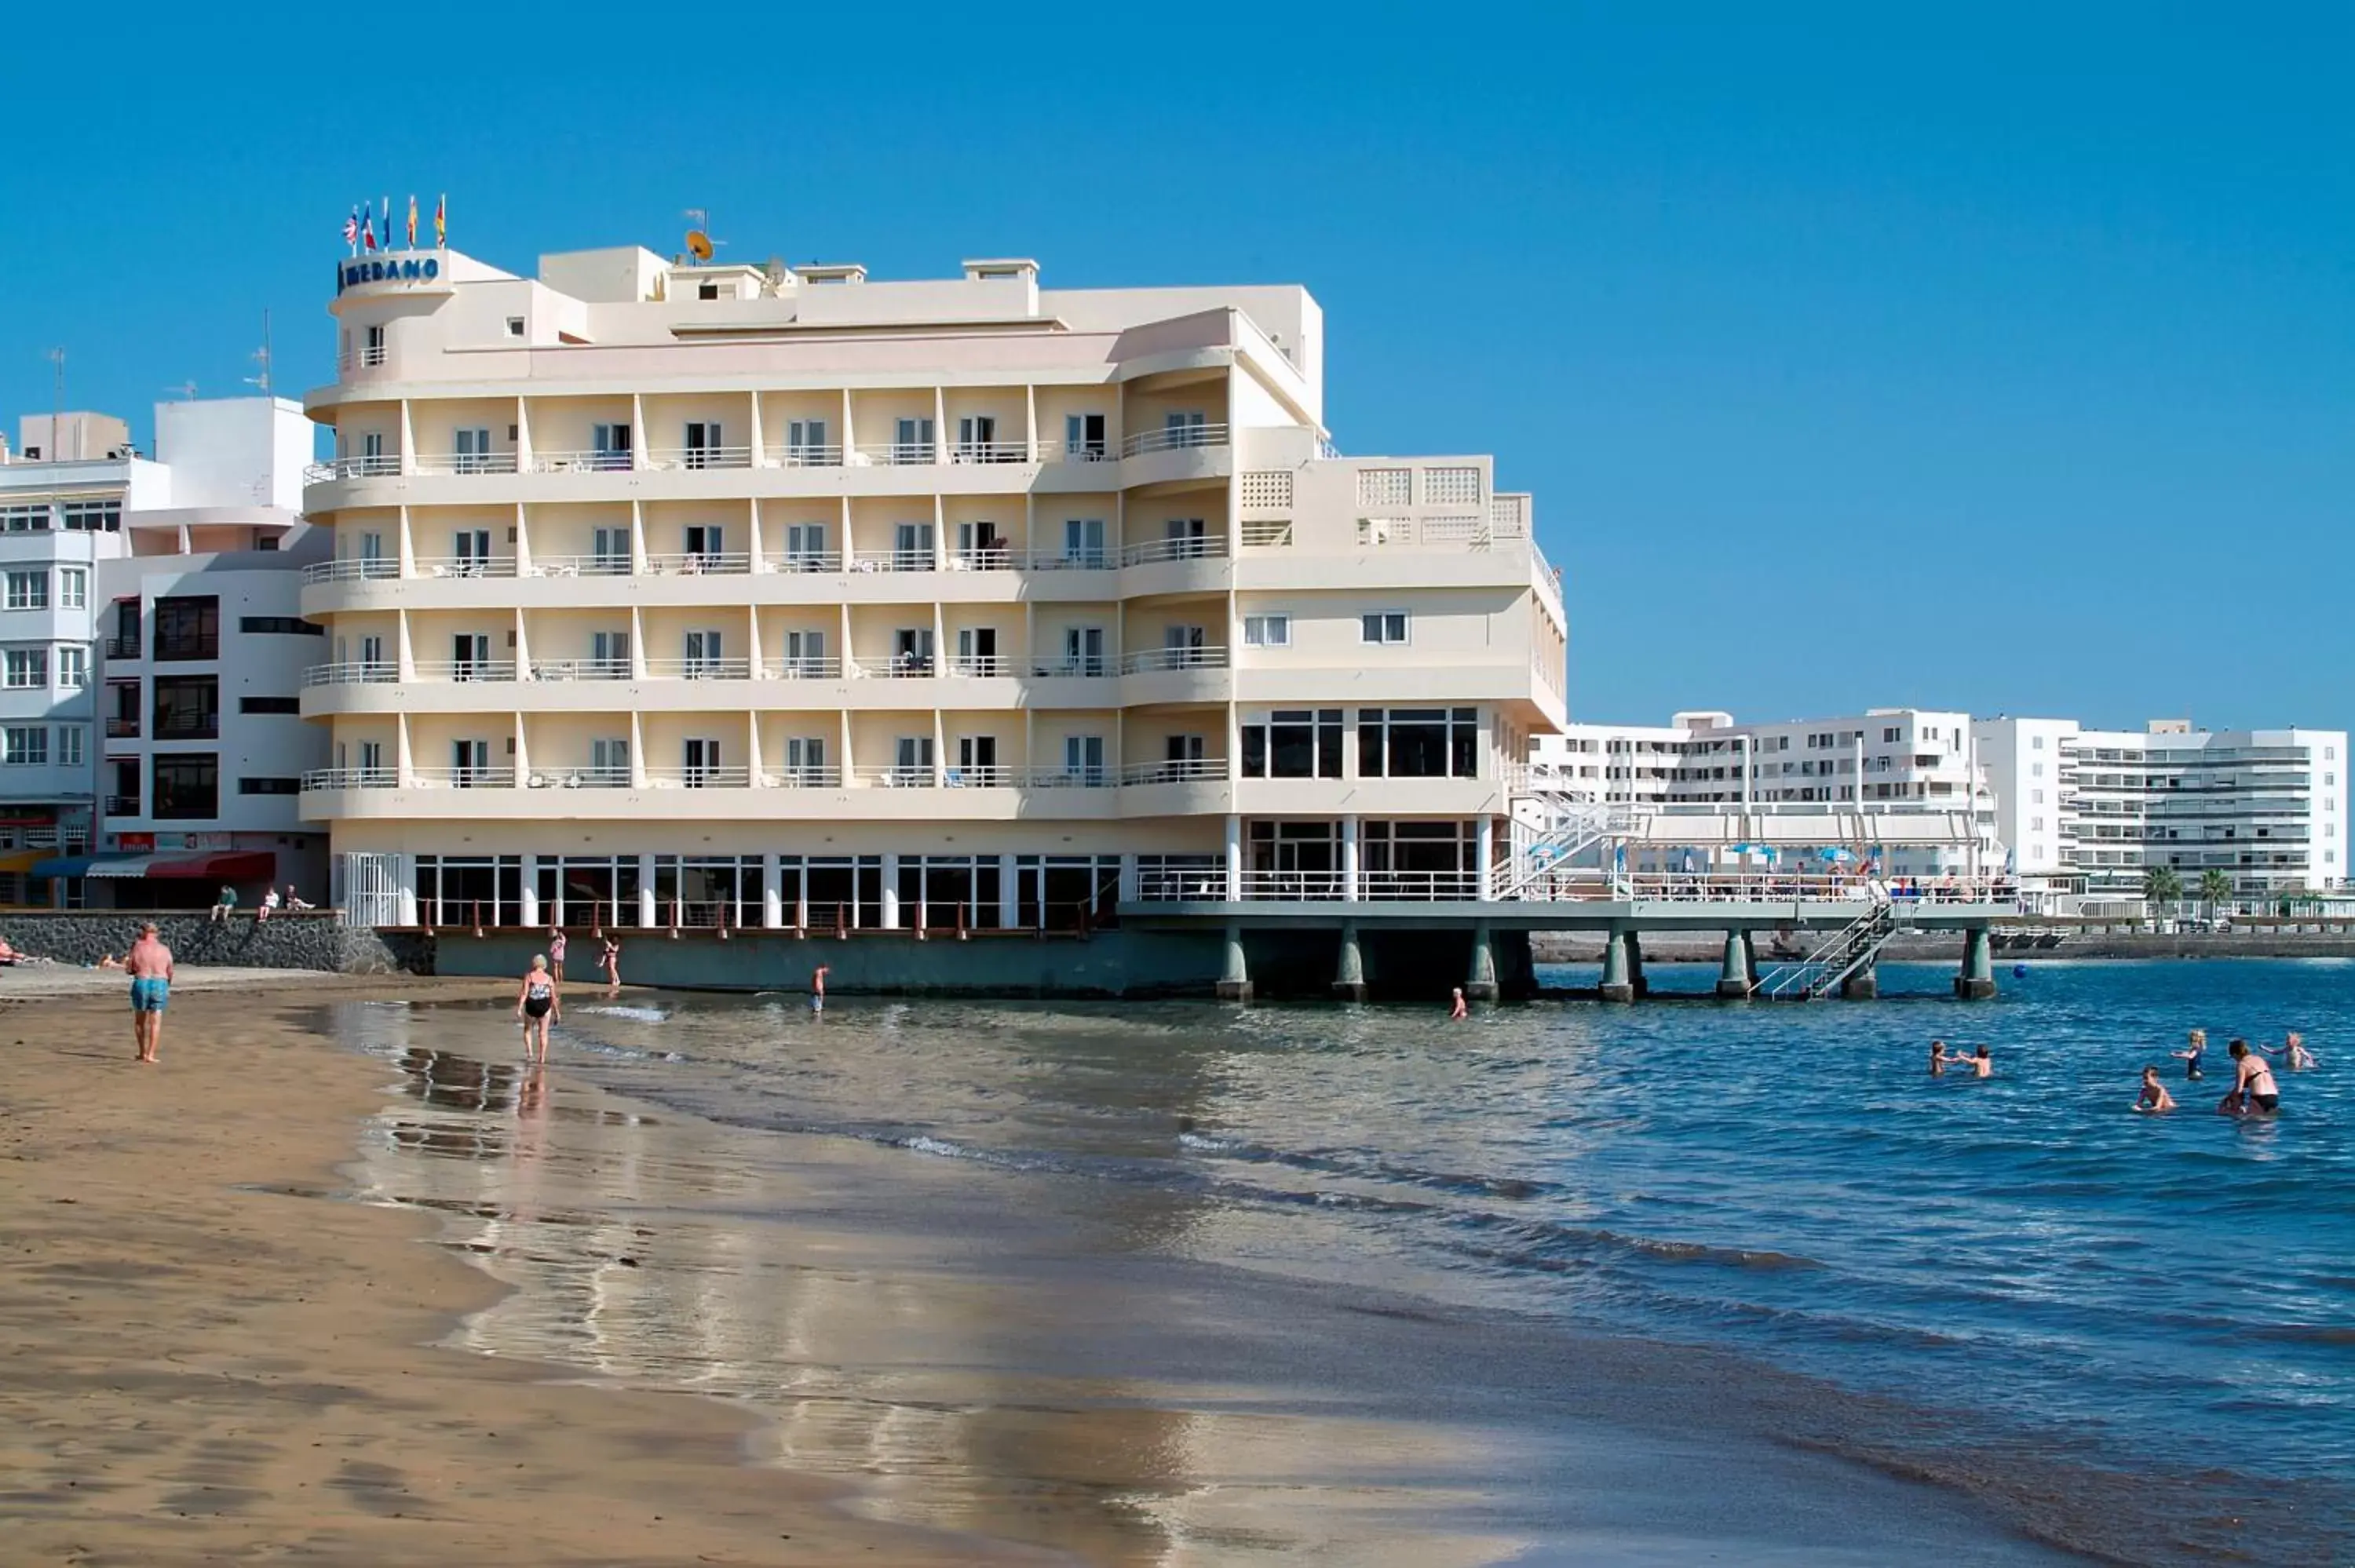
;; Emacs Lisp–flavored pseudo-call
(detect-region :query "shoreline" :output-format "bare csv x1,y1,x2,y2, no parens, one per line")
0,979,1010,1565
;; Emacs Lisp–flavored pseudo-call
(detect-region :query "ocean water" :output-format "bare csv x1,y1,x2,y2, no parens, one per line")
341,959,2355,1561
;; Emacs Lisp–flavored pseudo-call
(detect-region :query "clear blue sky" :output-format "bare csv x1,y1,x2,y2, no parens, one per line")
3,4,2346,728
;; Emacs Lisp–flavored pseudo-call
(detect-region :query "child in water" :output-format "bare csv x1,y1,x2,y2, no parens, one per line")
2171,1030,2207,1081
2134,1067,2176,1113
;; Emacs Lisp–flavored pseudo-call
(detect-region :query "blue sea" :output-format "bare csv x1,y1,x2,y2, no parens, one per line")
339,958,2355,1562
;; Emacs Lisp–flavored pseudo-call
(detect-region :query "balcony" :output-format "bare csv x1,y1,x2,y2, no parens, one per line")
1119,645,1227,674
643,766,754,789
151,711,219,741
767,443,845,469
306,455,401,482
412,453,520,476
646,446,754,471
762,655,845,680
524,658,633,682
850,439,939,466
103,636,141,660
1119,757,1227,786
301,768,398,791
411,767,517,789
304,661,400,687
947,440,1031,465
412,556,517,580
644,552,752,577
104,717,140,739
641,657,754,680
524,555,633,578
302,557,400,585
411,659,520,682
525,766,631,789
104,794,140,816
1119,422,1229,458
1120,536,1225,567
528,450,635,475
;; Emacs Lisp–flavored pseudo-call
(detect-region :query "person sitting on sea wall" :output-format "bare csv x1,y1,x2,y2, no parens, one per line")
2135,1067,2177,1113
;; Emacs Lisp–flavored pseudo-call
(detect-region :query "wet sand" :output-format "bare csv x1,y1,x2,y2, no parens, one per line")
0,980,1002,1566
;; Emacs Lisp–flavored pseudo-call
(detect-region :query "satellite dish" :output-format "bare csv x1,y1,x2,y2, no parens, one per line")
761,257,788,296
686,229,714,262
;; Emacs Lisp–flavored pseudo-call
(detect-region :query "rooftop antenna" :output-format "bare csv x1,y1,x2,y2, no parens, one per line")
164,381,198,400
44,347,65,458
246,309,274,396
683,208,721,263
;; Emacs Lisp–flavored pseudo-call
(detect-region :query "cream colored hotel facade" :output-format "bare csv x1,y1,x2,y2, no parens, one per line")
300,242,1567,933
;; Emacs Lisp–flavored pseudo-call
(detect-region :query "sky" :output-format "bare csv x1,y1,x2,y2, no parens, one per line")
1,3,2346,728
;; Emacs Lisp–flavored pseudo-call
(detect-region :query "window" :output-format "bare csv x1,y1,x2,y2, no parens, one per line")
1,505,48,532
2032,735,2045,749
152,753,220,819
239,695,302,715
4,647,48,687
60,500,122,532
1241,709,1343,779
2032,789,2044,804
506,315,525,337
57,646,86,689
59,567,86,610
239,616,324,636
1243,614,1291,647
1360,611,1409,645
238,776,302,795
153,676,219,738
1360,707,1480,779
59,726,83,768
2031,817,2045,831
697,283,720,300
2,726,46,764
5,571,47,610
2030,762,2043,778
153,596,219,660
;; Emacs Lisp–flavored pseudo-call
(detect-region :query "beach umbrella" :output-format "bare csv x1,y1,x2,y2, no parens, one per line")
1817,847,1854,863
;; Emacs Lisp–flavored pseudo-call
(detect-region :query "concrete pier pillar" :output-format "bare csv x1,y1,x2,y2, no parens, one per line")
1716,930,1754,998
1840,962,1879,1000
1341,815,1360,903
1955,926,1997,998
881,852,900,930
1626,930,1649,999
1465,921,1499,1001
1332,921,1367,1001
520,855,540,931
1216,923,1252,1002
762,854,783,928
1599,929,1635,1003
637,852,657,929
1223,814,1243,903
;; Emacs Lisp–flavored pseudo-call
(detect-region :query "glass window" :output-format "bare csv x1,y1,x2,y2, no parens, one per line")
57,646,86,689
1358,708,1480,779
58,567,86,610
58,726,83,768
2,725,47,765
60,500,122,532
153,753,221,820
1243,614,1290,647
1360,611,1408,644
4,647,48,687
0,505,48,533
5,571,47,610
154,596,219,660
1242,709,1343,779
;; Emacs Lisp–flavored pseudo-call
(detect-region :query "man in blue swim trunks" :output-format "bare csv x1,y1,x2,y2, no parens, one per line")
125,921,173,1063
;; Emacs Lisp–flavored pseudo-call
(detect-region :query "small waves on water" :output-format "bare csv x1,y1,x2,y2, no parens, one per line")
498,966,2355,1552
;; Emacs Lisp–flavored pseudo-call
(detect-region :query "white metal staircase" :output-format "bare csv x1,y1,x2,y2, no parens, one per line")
1753,903,1899,999
1494,796,1627,900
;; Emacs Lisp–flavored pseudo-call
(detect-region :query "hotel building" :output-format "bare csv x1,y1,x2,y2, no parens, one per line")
298,242,1568,940
1974,717,2349,906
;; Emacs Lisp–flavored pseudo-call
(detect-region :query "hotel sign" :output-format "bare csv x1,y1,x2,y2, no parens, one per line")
337,251,444,296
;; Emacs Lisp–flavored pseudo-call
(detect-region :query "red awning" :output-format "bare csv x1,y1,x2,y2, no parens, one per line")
145,851,278,881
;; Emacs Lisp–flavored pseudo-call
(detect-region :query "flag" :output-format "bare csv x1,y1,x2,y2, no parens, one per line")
361,208,375,250
342,208,359,250
380,196,392,250
433,192,445,247
406,195,417,248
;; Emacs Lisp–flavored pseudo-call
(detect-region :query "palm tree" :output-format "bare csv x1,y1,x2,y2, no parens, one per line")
2143,865,2182,919
2198,868,2234,919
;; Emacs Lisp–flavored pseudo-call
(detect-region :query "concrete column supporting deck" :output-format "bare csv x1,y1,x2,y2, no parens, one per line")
1955,927,1997,998
1839,962,1879,1000
882,853,901,930
1332,921,1367,1001
520,855,540,930
762,855,783,928
637,852,657,929
1465,921,1499,1001
1716,931,1754,998
1626,931,1649,999
1216,923,1252,1002
1600,930,1635,1003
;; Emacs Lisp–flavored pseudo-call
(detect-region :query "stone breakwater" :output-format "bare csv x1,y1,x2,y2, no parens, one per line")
0,911,422,974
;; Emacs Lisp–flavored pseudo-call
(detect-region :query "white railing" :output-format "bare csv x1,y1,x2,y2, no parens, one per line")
1024,765,1115,789
413,452,520,476
944,655,1012,678
854,764,943,788
1027,549,1112,571
643,766,754,789
1120,535,1226,567
528,450,635,474
1119,757,1227,786
1134,866,1230,901
302,557,399,583
764,549,844,573
646,446,755,471
849,549,937,573
947,441,1031,465
359,344,389,367
308,455,401,482
762,655,843,679
1240,518,1294,548
301,767,399,790
412,556,517,579
944,546,1017,572
851,440,939,466
760,765,843,788
526,658,632,681
302,661,399,687
769,443,845,469
1360,870,1481,901
411,659,520,682
1119,422,1229,458
1239,870,1346,901
1029,658,1114,679
527,767,631,789
411,767,518,789
525,554,633,578
1044,439,1115,465
1120,645,1227,674
941,764,1014,787
643,552,753,576
641,657,754,680
848,655,937,679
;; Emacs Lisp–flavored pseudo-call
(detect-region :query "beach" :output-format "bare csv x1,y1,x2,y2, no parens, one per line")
6,963,2347,1564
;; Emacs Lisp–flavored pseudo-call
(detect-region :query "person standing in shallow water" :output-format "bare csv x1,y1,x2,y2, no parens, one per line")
2172,1029,2207,1081
124,921,173,1063
515,954,559,1063
2224,1039,2280,1115
811,963,829,1016
1449,987,1468,1020
547,927,567,983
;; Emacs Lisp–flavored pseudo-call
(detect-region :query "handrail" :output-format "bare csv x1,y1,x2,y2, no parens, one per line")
411,767,518,788
301,767,399,790
413,452,520,476
642,657,754,680
411,556,517,579
1026,549,1112,571
1119,645,1227,674
762,656,843,679
760,765,844,787
1024,766,1114,789
302,557,399,583
768,443,845,468
524,555,633,578
1119,757,1227,785
1042,439,1115,465
645,445,755,471
410,658,519,681
765,549,845,573
853,764,943,788
1120,422,1229,458
643,766,754,788
302,661,400,687
849,440,939,466
944,655,1012,678
307,455,401,482
528,450,634,474
527,768,631,789
1120,535,1226,567
643,551,753,575
944,547,1017,572
947,440,1031,465
528,658,633,681
847,655,937,679
848,549,937,572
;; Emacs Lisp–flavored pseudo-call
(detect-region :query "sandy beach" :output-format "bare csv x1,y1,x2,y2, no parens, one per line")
0,976,996,1566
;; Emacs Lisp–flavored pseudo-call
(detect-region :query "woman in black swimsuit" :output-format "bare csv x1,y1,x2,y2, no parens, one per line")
515,954,560,1063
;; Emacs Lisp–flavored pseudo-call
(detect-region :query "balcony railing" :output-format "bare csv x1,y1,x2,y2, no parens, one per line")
946,545,1017,572
849,549,938,573
643,765,754,789
303,661,399,687
526,658,633,681
527,767,630,789
301,767,399,791
947,440,1031,465
1119,757,1227,786
762,655,843,680
1120,535,1225,567
1026,548,1112,571
944,655,1012,678
104,717,140,738
528,450,635,474
851,440,939,466
644,552,753,576
1024,766,1115,789
1119,644,1227,674
412,556,517,579
1028,658,1113,679
1119,422,1229,458
854,764,942,788
413,452,520,476
1043,439,1114,465
761,765,843,787
307,454,401,482
849,655,937,680
523,554,634,578
769,443,845,469
641,657,754,680
103,793,140,815
151,711,219,740
302,556,399,584
765,549,844,573
411,659,519,682
646,446,755,471
411,767,517,789
103,635,141,660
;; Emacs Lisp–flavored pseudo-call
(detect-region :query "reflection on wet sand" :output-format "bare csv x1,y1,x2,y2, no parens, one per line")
332,1002,1519,1566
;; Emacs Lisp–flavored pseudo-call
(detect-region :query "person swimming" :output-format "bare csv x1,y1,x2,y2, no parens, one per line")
1959,1045,1993,1079
2171,1029,2207,1081
2134,1066,2177,1114
1928,1039,1948,1077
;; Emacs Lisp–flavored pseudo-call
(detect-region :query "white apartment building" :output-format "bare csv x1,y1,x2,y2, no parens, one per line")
299,240,1568,932
1530,708,2003,879
1975,717,2350,905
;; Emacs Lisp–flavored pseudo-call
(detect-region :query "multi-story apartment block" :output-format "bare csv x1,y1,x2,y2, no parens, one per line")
1529,708,2003,879
1975,717,2349,906
298,242,1567,937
